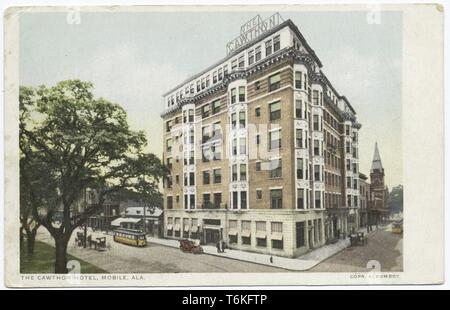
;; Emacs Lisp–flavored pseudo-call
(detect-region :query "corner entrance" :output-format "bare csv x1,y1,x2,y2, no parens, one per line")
204,229,220,244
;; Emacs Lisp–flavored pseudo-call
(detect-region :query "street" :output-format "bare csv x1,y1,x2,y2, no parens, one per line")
310,227,403,272
35,226,402,273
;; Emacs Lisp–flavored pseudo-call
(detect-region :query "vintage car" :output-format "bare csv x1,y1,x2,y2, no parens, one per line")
179,239,203,254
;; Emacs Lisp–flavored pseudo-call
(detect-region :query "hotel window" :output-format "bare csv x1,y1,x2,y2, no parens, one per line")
214,193,222,209
313,114,320,130
231,59,237,71
256,189,262,200
239,137,246,155
212,143,222,160
231,113,237,130
184,173,188,186
202,104,210,118
166,138,172,152
255,107,261,117
268,73,281,92
270,189,283,209
189,150,194,165
190,84,194,94
213,168,221,184
270,158,282,178
239,86,246,102
347,176,352,188
273,35,280,52
255,46,261,61
218,68,223,81
184,195,188,209
223,65,228,76
296,158,304,179
167,196,173,209
212,100,221,114
256,134,260,145
166,120,173,132
240,164,247,181
256,221,267,247
190,194,195,209
232,164,238,181
347,195,352,207
255,80,260,90
176,195,179,203
238,55,245,68
256,161,261,171
206,76,210,88
188,109,194,122
354,196,358,207
239,111,246,129
202,146,210,162
240,191,247,209
203,170,210,185
271,222,283,249
346,141,351,153
213,71,217,84
230,88,237,104
201,78,205,90
314,165,321,181
175,174,179,184
202,126,210,143
232,138,237,156
229,220,238,243
203,193,211,209
265,39,272,56
167,157,173,170
295,71,302,89
296,129,303,148
296,222,305,247
241,220,251,244
314,140,320,156
346,125,350,135
232,191,238,209
297,189,305,209
269,101,281,121
189,172,195,186
248,49,254,65
269,129,281,150
353,179,358,190
295,100,304,118
315,191,322,208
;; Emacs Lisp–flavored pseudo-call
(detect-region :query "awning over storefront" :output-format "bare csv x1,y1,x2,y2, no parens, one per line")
255,231,267,239
271,232,283,241
166,224,173,230
228,229,238,236
111,217,141,226
184,225,190,232
241,230,251,238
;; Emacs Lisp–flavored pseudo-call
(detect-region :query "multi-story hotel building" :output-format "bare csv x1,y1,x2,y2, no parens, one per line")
160,14,362,257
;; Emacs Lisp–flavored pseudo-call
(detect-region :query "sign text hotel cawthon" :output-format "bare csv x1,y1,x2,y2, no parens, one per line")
226,13,284,55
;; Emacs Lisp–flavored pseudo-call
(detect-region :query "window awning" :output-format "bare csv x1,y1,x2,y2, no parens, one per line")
111,217,141,226
271,232,283,241
184,225,190,232
241,230,251,238
255,231,267,239
191,226,198,233
174,224,181,231
167,224,173,230
228,229,238,236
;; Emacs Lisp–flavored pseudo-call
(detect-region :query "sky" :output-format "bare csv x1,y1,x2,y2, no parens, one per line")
19,9,402,188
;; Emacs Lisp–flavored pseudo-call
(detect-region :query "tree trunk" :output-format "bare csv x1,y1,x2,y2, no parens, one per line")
26,231,36,255
54,236,69,273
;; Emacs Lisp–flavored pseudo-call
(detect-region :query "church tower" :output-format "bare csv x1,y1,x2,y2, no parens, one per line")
369,142,389,223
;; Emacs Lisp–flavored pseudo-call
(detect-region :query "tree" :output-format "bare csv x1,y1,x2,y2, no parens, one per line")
19,80,167,273
389,185,403,214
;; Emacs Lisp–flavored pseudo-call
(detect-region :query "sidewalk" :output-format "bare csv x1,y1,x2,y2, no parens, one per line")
147,226,383,271
147,236,350,271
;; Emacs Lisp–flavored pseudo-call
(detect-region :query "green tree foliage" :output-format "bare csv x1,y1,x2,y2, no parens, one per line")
389,185,403,214
19,80,167,273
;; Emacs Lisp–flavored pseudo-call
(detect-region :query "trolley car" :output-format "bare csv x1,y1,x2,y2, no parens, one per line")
113,229,147,247
391,220,403,234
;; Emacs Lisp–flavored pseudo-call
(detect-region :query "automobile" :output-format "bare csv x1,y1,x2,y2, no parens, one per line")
179,239,203,254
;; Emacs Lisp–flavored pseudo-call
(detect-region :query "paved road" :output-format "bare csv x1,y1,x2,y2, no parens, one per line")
36,229,286,273
36,226,402,273
309,227,403,272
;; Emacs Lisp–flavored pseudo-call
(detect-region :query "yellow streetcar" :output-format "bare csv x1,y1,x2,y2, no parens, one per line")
391,220,403,234
113,229,147,247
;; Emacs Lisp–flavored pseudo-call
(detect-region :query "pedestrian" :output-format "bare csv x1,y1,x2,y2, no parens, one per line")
221,240,226,253
270,256,273,264
216,242,220,253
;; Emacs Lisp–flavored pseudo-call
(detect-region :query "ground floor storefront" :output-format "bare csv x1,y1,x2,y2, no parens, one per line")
164,209,326,258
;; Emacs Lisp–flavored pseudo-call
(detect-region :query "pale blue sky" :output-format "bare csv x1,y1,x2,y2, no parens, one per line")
19,10,402,188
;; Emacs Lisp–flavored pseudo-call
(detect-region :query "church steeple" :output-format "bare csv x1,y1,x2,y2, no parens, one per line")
371,142,383,173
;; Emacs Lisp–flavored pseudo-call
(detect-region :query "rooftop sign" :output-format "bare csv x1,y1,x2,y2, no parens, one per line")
226,13,284,55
